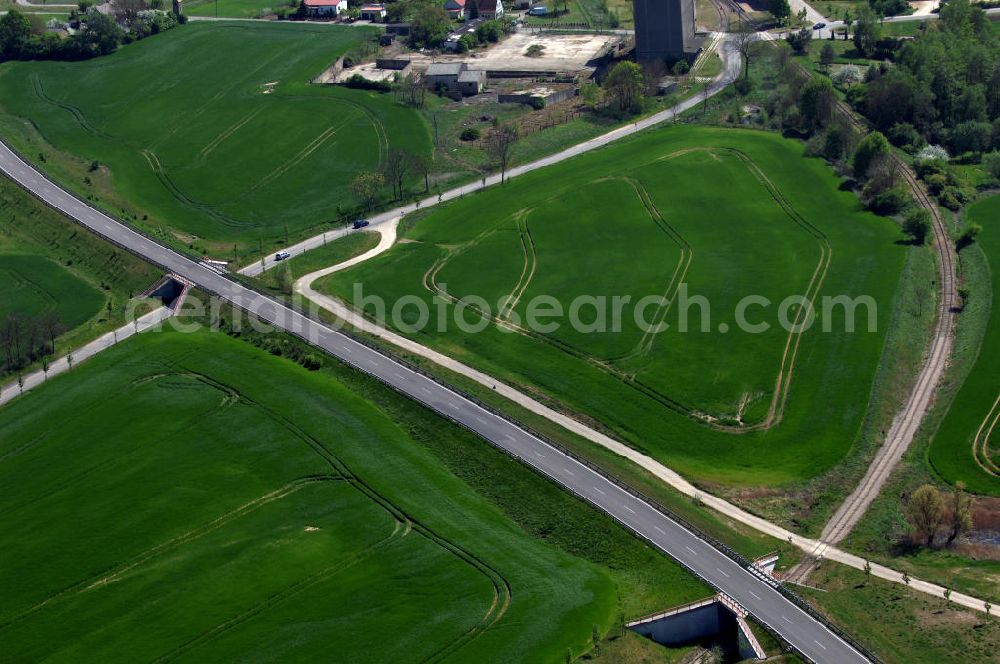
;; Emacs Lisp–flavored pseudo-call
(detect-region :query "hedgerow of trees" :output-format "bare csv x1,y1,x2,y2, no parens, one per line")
0,2,181,63
855,0,1000,160
2,313,66,376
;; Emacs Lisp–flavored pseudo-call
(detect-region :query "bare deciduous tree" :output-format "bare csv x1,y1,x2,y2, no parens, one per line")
486,122,519,184
112,0,148,26
946,481,972,546
381,149,412,201
395,75,426,107
641,59,668,96
411,154,431,193
735,24,757,80
40,312,65,356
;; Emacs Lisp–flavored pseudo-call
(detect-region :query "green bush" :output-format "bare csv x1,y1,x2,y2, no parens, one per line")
853,131,890,178
460,127,481,141
924,173,948,196
938,186,969,211
888,122,924,153
343,74,392,92
865,184,911,215
956,222,982,251
983,151,1000,179
901,207,931,245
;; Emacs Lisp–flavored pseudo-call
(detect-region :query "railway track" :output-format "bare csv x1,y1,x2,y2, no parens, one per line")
708,8,960,549
821,155,957,543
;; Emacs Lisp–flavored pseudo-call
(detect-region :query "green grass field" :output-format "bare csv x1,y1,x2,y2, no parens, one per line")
0,22,430,253
928,195,1000,495
0,174,160,377
0,254,103,324
800,564,1000,664
0,327,708,661
317,126,906,486
185,0,297,18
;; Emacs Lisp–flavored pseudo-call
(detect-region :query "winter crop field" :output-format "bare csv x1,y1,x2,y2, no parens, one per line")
0,22,429,253
319,126,907,486
0,328,706,661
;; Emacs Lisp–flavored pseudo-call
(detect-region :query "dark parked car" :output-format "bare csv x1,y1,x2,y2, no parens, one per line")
353,219,370,229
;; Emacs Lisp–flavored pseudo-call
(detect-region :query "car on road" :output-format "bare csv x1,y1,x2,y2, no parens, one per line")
274,251,291,261
353,219,370,229
812,22,826,30
527,6,548,15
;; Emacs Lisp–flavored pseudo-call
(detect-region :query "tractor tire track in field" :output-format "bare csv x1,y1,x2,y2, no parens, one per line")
197,106,265,162
420,218,694,410
2,366,510,658
281,93,391,166
150,523,410,664
0,373,234,518
421,149,828,431
145,108,361,228
150,42,293,152
724,149,832,432
30,74,112,140
81,477,341,592
141,149,249,228
616,176,692,362
200,372,514,661
0,476,342,632
498,211,537,322
972,393,1000,476
227,113,358,203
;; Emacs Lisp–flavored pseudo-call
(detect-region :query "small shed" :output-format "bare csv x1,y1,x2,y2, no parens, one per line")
423,62,486,97
375,57,412,75
425,62,466,89
456,68,487,95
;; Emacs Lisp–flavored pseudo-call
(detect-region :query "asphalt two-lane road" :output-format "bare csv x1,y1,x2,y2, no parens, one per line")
0,140,870,664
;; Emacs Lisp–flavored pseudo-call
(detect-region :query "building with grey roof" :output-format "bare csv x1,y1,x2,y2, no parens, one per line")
632,0,699,61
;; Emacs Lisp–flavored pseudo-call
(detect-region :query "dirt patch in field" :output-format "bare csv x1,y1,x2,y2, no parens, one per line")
915,605,983,629
410,33,618,74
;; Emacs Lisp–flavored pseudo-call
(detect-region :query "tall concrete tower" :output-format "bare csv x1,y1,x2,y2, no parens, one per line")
632,0,698,61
